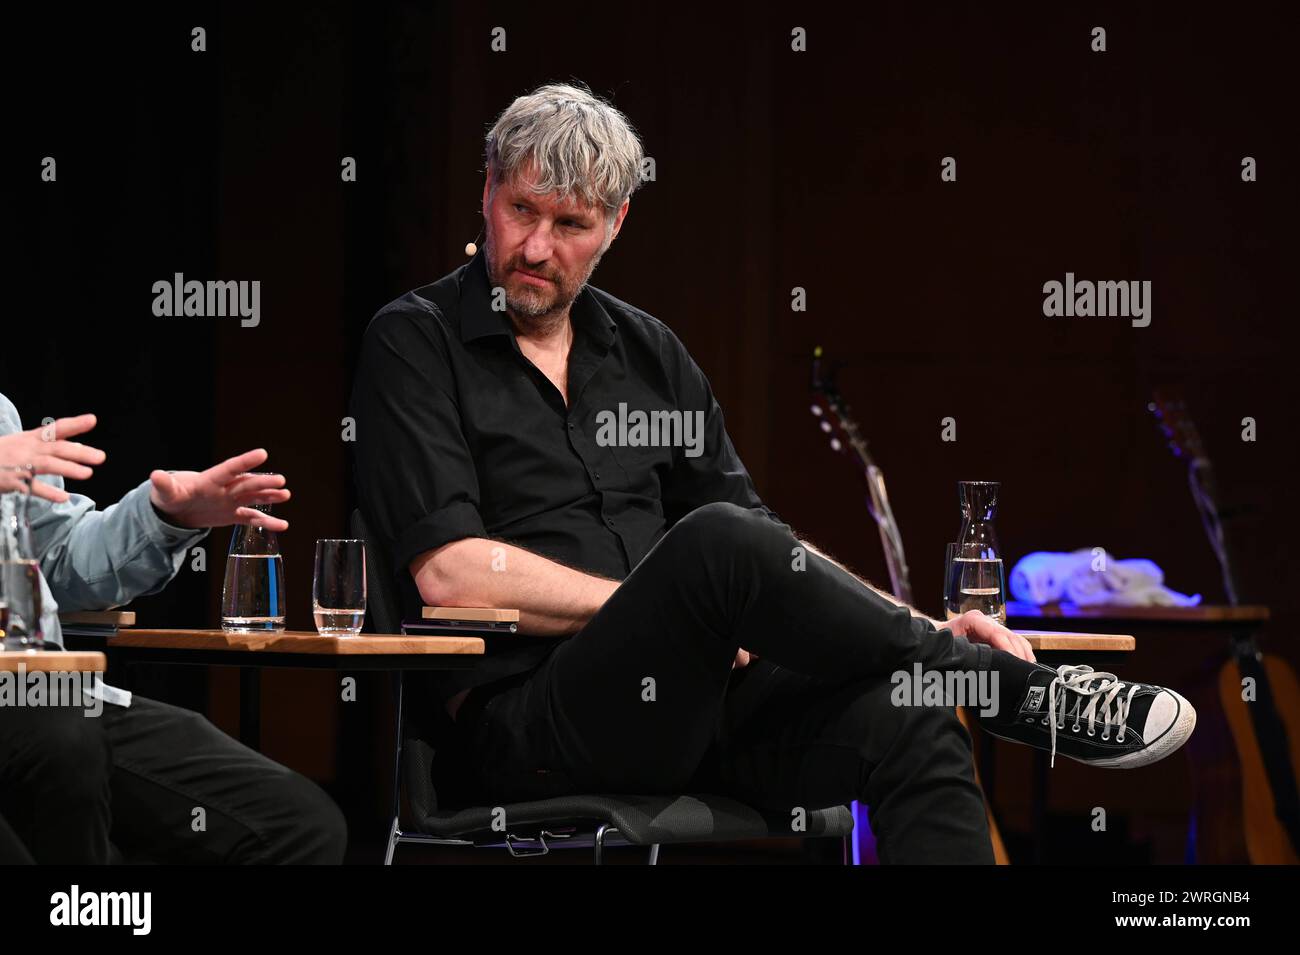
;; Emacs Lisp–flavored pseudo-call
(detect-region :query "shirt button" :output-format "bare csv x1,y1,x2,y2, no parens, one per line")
606,517,615,527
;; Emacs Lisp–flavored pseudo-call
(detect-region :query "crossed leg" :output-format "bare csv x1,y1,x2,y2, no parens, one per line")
464,502,995,862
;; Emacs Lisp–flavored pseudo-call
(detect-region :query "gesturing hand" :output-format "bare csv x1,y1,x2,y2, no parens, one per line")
0,413,105,503
149,448,291,532
944,609,1036,663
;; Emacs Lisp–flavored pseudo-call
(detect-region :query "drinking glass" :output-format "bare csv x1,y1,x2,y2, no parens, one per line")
1,466,44,650
312,539,366,636
944,541,1007,625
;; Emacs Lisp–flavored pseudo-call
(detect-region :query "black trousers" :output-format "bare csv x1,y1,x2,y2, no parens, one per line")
0,694,346,864
443,501,997,864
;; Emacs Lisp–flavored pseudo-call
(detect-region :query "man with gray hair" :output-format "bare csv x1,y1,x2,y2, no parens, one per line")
352,82,1194,863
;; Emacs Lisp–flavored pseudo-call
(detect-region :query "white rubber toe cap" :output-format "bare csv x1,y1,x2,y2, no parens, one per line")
1087,689,1197,769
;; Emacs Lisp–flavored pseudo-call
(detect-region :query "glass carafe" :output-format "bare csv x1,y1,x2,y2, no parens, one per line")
948,480,1007,624
957,480,1001,560
1,466,44,649
220,495,285,632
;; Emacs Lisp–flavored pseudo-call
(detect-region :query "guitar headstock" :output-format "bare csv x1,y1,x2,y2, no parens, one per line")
810,346,871,466
1148,389,1207,463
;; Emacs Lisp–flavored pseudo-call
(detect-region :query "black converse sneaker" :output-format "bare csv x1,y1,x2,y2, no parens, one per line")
983,664,1196,768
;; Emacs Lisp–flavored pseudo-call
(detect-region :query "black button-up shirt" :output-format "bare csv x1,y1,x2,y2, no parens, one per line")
350,248,782,703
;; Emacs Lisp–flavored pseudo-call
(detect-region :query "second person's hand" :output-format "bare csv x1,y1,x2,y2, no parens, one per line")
0,414,105,503
149,448,292,531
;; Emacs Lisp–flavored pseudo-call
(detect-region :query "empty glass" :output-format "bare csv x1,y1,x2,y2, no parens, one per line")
312,539,366,636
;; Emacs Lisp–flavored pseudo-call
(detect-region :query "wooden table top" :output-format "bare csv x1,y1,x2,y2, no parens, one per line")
102,627,1125,656
1006,601,1269,624
0,650,106,672
110,629,484,655
1015,630,1134,652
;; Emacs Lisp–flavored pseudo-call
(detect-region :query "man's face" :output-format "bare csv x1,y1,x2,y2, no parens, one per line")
482,164,627,324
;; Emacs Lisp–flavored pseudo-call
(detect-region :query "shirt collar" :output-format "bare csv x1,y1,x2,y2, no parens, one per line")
457,246,616,350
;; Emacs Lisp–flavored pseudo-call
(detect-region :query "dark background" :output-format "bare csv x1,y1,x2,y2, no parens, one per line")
8,2,1296,862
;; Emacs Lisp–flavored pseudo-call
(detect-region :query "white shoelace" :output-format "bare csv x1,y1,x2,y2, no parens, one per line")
1043,665,1142,767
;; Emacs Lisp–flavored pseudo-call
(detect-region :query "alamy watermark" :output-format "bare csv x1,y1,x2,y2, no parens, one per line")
594,403,705,458
1042,272,1150,328
152,273,261,327
49,885,151,935
891,663,1000,718
0,665,104,716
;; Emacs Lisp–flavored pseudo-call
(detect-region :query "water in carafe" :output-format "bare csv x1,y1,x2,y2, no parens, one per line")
221,501,285,631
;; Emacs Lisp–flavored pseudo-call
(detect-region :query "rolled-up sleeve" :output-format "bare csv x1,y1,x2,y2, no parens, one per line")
659,333,785,530
32,480,208,611
351,308,487,572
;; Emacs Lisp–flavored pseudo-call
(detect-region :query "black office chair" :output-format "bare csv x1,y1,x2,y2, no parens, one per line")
349,509,855,865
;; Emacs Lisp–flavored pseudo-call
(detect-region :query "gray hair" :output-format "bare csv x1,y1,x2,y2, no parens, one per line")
484,82,645,219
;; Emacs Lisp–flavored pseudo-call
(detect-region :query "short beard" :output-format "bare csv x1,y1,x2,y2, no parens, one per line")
484,234,608,334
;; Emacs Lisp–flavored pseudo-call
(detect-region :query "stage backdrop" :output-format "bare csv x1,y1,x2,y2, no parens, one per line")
11,2,1296,860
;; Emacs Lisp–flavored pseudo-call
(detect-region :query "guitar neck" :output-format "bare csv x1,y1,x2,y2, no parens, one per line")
1150,392,1243,606
1187,457,1241,606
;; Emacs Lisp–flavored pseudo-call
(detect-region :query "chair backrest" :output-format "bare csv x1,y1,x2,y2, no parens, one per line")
349,508,401,635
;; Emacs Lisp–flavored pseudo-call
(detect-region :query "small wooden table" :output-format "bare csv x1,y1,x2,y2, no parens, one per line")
96,629,484,749
1017,630,1134,662
1008,602,1269,626
109,629,484,661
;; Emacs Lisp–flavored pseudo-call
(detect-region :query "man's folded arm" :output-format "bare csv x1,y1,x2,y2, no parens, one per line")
351,310,617,635
410,537,618,636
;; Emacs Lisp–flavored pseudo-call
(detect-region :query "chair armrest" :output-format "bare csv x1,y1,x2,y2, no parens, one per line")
422,607,521,623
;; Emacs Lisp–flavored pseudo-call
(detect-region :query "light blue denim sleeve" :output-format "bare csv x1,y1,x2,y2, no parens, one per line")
0,393,209,629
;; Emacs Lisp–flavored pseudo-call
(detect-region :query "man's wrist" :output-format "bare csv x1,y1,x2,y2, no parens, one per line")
137,482,205,543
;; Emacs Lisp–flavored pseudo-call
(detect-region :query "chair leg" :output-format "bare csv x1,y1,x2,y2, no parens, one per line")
594,823,615,865
383,671,406,866
384,815,400,866
648,843,660,865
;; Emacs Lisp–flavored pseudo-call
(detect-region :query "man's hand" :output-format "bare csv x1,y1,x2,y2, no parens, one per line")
149,448,291,531
732,647,756,670
0,414,105,503
944,609,1036,663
